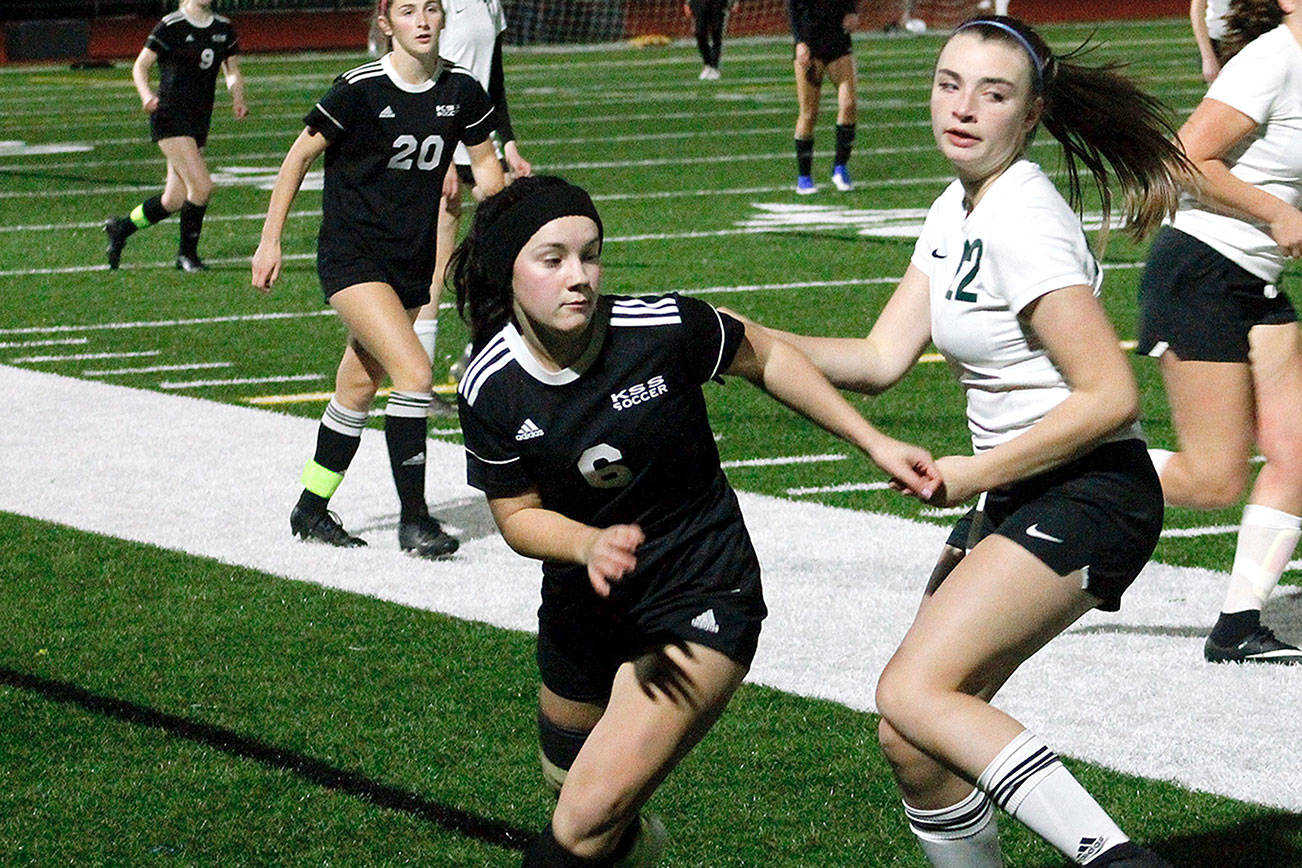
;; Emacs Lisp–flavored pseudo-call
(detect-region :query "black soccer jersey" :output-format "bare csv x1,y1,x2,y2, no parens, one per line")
304,55,495,267
785,0,856,46
459,294,748,586
145,11,239,124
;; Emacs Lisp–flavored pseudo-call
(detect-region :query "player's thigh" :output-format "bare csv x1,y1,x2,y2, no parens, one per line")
1159,349,1255,478
1248,321,1302,464
330,282,431,389
157,136,210,188
559,642,745,811
886,535,1096,698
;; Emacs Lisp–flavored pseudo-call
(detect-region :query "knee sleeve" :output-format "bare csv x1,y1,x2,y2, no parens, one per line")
538,711,590,794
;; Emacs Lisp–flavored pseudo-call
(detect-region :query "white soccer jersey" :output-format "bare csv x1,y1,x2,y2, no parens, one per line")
441,0,507,166
1206,0,1229,41
1173,24,1302,282
911,159,1135,452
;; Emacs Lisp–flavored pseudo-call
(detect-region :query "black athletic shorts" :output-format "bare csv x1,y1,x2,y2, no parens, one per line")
150,110,211,148
317,249,433,309
1137,226,1297,363
796,27,852,65
536,516,766,704
944,438,1163,611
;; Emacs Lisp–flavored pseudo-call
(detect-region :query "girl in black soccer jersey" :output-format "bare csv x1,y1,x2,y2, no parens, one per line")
451,175,939,867
787,0,859,193
104,0,246,273
251,0,504,558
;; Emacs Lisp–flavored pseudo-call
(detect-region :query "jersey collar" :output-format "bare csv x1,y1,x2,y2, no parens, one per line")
504,298,611,386
380,53,440,93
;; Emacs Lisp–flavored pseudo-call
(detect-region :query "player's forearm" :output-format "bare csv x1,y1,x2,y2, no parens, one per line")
496,506,599,567
259,146,313,243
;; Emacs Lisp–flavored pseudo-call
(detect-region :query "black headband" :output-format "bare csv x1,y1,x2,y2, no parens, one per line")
482,182,604,290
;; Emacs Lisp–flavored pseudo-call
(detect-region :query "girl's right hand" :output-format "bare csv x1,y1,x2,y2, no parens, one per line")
1269,207,1302,259
250,240,282,293
143,95,158,114
585,524,644,597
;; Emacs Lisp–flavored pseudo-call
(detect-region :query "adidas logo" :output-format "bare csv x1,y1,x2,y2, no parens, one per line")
1076,837,1106,862
515,418,544,441
400,453,426,467
185,34,195,41
691,609,720,634
379,105,396,119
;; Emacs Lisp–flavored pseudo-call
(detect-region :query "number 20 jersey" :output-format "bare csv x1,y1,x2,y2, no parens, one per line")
458,294,748,577
304,54,494,265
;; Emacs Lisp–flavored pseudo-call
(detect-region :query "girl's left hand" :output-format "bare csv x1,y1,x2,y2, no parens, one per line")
233,101,248,120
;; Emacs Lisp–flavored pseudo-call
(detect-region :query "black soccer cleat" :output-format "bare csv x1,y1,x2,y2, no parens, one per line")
103,218,132,269
175,253,209,273
399,514,459,559
1088,841,1173,867
1204,625,1302,664
290,506,367,548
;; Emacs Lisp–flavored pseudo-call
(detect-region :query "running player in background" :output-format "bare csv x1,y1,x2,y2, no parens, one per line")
451,175,937,866
684,0,735,79
734,16,1188,867
251,0,504,558
412,0,532,418
1191,0,1231,81
103,0,246,273
1139,0,1302,665
787,0,858,193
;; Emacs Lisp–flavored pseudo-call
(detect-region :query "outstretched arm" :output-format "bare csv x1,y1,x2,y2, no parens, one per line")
725,263,933,395
251,128,328,291
724,319,939,499
489,490,644,598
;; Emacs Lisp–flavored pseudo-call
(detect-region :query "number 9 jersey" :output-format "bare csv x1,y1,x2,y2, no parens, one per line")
305,55,495,270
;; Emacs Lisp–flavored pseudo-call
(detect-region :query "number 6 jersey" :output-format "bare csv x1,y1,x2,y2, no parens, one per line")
305,54,494,266
458,294,750,582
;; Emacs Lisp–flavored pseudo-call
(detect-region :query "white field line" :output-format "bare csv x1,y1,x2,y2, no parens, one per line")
159,373,324,389
787,481,893,495
2,363,1298,814
84,361,233,376
0,309,334,337
721,453,846,468
0,337,88,349
9,350,159,363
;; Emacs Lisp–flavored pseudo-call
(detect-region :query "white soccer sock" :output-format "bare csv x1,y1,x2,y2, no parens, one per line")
321,396,369,436
413,318,438,364
977,731,1128,865
904,788,1002,868
1222,504,1301,614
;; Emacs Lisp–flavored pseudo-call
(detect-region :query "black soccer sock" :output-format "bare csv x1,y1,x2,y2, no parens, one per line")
1210,609,1259,645
521,824,613,867
795,137,814,177
297,398,367,515
125,195,172,233
384,391,432,523
834,123,856,167
178,200,207,257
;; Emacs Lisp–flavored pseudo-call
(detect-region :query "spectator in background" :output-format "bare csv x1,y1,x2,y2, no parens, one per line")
103,0,246,273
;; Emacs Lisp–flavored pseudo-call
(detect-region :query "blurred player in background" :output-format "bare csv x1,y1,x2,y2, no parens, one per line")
412,0,532,417
1139,0,1302,664
684,0,735,79
103,0,246,273
787,0,858,193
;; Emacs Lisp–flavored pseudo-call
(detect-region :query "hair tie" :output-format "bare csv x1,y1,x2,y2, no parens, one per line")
954,19,1045,91
481,181,604,291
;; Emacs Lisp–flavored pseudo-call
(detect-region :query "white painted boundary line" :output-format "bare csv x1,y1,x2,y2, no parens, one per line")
1,364,1297,813
721,453,846,469
159,374,324,390
84,361,233,376
10,350,159,363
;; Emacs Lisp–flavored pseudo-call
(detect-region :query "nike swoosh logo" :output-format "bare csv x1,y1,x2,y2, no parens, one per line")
1025,523,1064,543
930,248,946,258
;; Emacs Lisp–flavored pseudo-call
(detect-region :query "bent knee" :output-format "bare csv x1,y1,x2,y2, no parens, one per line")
551,787,634,855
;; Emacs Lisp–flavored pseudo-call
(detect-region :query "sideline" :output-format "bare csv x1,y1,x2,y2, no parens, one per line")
0,364,1298,812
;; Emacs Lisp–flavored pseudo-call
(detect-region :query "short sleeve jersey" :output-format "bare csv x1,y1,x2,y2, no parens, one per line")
458,294,746,579
440,0,509,166
304,54,495,264
145,11,239,123
1172,24,1302,282
911,159,1135,452
1206,0,1229,41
